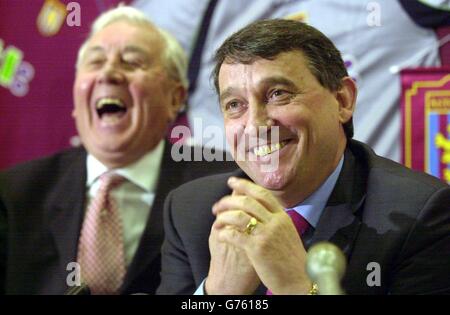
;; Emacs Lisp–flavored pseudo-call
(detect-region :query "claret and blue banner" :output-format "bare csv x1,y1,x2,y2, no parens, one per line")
401,68,450,184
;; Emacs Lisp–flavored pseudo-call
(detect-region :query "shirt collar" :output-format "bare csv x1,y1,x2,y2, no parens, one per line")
86,140,165,192
288,156,344,228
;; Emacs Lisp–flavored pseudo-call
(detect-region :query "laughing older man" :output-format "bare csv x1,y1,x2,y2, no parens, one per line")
0,6,234,295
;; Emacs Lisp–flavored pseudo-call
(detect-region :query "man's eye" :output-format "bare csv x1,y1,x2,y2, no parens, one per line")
124,60,140,66
227,101,239,110
269,89,288,99
224,100,245,113
86,58,105,66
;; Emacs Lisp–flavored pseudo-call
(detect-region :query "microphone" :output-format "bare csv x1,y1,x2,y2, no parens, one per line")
65,282,91,295
306,242,346,295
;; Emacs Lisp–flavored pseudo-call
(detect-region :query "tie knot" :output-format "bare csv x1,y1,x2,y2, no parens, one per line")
99,172,125,193
286,209,310,236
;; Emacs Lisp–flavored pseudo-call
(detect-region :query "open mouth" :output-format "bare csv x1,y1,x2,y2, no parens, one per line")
96,98,127,124
252,140,291,157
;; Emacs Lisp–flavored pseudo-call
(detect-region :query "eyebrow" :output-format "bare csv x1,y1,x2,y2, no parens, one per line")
84,46,104,55
258,76,298,91
219,76,299,103
84,45,148,55
219,87,237,104
122,46,148,55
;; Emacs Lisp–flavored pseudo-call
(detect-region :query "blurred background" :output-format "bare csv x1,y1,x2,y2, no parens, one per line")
0,0,449,182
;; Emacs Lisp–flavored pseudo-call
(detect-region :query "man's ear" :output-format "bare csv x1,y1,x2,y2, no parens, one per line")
168,83,187,122
336,77,357,125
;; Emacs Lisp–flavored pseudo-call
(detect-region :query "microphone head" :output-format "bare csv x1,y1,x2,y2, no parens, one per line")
306,241,346,283
65,282,91,295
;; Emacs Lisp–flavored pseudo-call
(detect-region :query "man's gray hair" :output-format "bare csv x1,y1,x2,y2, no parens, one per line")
76,5,189,90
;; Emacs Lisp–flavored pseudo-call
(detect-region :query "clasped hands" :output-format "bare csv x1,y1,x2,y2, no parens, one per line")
205,177,313,295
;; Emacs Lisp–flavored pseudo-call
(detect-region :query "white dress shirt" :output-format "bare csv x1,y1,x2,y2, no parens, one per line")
85,141,165,266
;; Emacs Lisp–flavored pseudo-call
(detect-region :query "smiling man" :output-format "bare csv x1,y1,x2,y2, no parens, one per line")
157,19,450,295
0,6,234,295
72,15,182,170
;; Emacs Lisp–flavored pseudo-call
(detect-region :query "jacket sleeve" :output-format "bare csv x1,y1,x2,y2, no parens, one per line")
389,186,450,294
156,190,197,295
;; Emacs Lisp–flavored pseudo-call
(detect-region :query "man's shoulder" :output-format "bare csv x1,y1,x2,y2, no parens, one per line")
165,170,243,232
169,169,242,207
163,144,238,181
351,140,449,205
354,140,447,189
173,169,240,195
0,147,86,188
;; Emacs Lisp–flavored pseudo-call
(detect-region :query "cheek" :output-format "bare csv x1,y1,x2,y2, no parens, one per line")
312,101,341,134
128,72,160,101
272,106,308,134
296,105,339,146
73,75,94,108
129,80,147,101
224,120,245,149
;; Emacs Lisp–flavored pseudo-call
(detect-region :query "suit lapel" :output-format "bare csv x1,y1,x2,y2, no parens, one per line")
122,142,176,291
307,145,367,259
46,149,87,290
45,144,171,293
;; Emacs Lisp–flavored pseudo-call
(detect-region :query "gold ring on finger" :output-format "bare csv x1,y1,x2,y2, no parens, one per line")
244,217,258,235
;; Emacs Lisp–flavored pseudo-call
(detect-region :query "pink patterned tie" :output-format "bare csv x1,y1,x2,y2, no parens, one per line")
266,209,310,295
77,172,127,295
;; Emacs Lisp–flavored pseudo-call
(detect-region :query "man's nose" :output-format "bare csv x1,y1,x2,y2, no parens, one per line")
97,61,125,85
245,103,274,137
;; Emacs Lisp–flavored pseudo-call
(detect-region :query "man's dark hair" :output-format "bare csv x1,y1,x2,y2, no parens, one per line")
213,19,354,138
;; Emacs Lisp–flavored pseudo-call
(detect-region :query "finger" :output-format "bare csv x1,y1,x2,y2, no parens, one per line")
216,225,251,249
212,195,270,223
227,177,284,213
214,210,256,232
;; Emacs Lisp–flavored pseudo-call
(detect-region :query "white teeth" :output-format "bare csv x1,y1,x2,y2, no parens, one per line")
253,141,287,157
96,98,125,109
101,114,122,126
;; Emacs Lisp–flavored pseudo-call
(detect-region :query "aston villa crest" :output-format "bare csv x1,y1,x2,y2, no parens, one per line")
401,69,450,184
37,0,67,37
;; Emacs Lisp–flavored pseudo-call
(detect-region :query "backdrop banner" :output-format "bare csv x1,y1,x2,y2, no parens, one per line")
0,0,129,170
401,67,450,184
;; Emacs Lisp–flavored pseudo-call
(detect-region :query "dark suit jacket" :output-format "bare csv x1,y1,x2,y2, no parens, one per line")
0,142,236,294
157,140,450,295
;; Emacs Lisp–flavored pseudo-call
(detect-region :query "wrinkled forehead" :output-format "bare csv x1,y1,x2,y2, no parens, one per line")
215,50,312,91
79,21,165,62
218,51,311,90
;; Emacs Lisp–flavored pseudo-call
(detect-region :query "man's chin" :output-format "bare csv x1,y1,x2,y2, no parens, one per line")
250,171,289,191
94,143,129,156
85,141,134,165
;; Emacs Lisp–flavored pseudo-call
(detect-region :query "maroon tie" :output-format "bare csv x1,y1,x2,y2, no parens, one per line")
286,209,310,236
266,210,310,295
